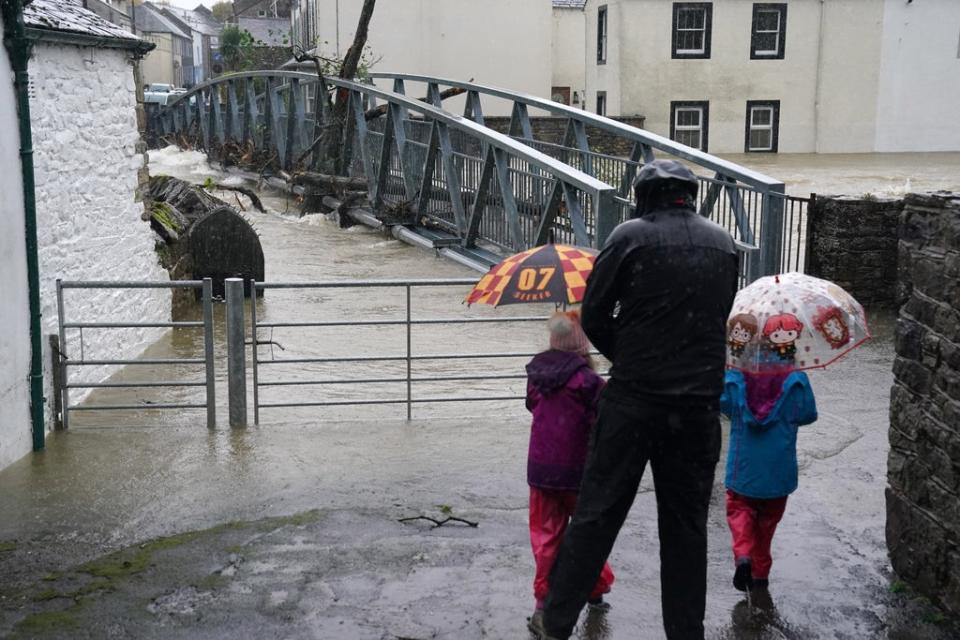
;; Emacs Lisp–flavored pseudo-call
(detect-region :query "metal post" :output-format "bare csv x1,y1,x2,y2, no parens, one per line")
406,283,412,421
225,278,247,427
250,279,259,426
56,279,68,430
49,335,63,430
202,278,216,429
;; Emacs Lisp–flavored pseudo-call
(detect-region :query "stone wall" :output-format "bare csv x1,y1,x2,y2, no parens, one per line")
805,195,903,307
29,42,170,429
887,191,960,613
0,12,32,472
482,115,647,158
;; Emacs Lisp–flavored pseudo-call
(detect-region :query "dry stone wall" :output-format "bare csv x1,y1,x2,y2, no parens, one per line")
887,192,960,612
483,116,647,158
805,195,903,307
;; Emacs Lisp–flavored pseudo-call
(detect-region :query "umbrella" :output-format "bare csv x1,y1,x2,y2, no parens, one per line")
726,272,871,373
464,244,597,307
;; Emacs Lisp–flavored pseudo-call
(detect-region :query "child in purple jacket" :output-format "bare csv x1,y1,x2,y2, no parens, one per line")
525,310,614,626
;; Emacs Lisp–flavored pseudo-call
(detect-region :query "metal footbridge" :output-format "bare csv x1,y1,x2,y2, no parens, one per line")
148,71,809,283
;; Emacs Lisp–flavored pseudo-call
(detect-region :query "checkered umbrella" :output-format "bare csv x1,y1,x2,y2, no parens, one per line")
464,244,597,307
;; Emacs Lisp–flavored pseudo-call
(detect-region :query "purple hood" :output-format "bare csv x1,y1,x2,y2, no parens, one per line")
526,350,590,394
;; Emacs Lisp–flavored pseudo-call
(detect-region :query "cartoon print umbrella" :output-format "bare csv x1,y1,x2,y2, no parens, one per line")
726,272,871,373
464,244,597,307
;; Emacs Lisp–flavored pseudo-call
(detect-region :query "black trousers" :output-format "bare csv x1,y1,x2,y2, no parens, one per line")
542,392,722,640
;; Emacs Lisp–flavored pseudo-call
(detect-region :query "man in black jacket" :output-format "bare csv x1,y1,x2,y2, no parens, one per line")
533,160,738,640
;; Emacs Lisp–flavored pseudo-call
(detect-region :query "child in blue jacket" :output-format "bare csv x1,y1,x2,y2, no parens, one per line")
720,367,818,592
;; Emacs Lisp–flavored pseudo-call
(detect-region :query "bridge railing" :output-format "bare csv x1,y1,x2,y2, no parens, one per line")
368,73,786,280
152,71,621,255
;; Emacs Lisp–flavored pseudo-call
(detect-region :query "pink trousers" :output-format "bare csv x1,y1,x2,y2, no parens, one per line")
529,487,614,605
725,489,788,579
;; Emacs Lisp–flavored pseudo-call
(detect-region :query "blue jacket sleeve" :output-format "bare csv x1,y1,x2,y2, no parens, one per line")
719,383,733,418
789,378,818,426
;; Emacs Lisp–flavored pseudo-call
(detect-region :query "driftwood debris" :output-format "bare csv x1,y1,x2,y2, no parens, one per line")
290,172,368,191
145,175,264,300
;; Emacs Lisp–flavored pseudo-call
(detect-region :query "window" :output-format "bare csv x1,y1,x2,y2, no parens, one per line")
597,6,608,64
258,9,267,17
672,3,712,59
596,92,607,116
745,100,780,152
751,4,787,59
670,101,709,151
552,86,571,105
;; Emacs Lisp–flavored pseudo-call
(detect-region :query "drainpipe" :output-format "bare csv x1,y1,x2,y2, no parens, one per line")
2,0,46,451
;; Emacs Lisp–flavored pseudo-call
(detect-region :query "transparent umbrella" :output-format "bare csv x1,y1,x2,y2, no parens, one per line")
726,272,871,373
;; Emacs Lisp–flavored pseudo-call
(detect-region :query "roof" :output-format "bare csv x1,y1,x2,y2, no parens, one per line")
135,2,191,40
23,0,145,45
163,5,223,36
553,0,587,8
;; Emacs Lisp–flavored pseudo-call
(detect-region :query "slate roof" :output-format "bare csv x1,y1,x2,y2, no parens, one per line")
136,2,191,40
163,5,223,36
23,0,143,44
553,0,587,8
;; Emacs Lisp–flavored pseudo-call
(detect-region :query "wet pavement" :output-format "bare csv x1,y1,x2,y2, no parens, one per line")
1,310,957,639
1,148,958,638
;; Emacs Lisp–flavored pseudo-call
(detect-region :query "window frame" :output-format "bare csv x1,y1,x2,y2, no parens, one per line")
670,100,709,151
750,3,787,60
596,91,607,116
597,5,608,64
672,3,713,59
744,100,780,153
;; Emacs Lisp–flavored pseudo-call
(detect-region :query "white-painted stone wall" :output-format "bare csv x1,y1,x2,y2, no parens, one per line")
874,0,960,152
312,0,553,116
0,13,33,472
552,6,586,108
29,42,169,429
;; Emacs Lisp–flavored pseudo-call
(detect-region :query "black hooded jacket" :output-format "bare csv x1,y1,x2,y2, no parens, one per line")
581,206,738,404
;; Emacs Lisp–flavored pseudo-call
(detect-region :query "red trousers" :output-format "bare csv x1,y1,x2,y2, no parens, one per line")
529,487,614,605
725,489,788,579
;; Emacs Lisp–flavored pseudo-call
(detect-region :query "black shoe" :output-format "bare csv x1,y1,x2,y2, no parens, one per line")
587,596,611,611
733,559,754,592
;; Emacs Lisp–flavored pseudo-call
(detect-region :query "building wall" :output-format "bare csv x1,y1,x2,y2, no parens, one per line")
141,32,174,86
0,13,33,472
582,0,941,154
552,7,586,108
584,0,622,117
874,0,960,152
29,42,169,425
313,0,553,116
814,0,884,153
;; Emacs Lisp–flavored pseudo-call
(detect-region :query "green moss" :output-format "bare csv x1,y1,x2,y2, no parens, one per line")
32,589,64,602
13,606,80,636
150,202,180,233
41,573,60,582
0,541,16,553
889,580,909,594
79,530,203,580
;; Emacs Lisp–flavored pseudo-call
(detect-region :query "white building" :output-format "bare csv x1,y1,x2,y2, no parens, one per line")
0,0,170,472
552,0,587,108
295,0,554,116
580,0,960,153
